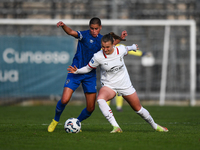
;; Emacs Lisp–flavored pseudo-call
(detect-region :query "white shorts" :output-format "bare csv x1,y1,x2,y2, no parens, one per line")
104,85,136,96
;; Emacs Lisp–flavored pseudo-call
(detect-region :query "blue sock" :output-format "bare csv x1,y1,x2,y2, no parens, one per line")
54,100,66,122
77,108,92,122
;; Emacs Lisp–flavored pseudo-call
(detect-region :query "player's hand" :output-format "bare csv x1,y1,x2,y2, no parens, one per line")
67,65,78,73
131,44,139,52
135,44,139,50
121,30,128,40
57,21,65,27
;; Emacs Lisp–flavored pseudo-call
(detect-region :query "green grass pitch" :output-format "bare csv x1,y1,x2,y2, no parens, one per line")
0,104,199,150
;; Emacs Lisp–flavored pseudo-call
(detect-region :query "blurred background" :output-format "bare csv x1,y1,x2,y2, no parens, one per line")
0,0,200,106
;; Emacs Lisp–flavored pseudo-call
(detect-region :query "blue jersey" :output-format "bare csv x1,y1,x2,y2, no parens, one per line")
72,30,103,76
64,30,102,93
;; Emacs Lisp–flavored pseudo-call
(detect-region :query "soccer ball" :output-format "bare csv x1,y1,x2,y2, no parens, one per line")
64,118,81,133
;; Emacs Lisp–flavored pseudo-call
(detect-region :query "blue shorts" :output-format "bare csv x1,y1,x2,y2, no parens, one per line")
64,73,97,93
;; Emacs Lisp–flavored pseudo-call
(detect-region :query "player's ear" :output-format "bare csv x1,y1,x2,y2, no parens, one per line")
99,25,102,30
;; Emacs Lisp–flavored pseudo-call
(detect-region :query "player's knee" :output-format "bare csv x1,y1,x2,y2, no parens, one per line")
89,107,95,113
87,105,95,113
61,98,70,105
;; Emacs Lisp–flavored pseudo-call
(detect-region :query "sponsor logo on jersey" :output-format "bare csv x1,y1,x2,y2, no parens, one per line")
106,65,124,73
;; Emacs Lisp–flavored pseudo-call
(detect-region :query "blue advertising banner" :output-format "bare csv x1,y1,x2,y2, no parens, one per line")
0,36,75,98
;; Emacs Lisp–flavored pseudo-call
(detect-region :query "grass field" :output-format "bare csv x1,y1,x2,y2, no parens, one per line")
0,103,199,150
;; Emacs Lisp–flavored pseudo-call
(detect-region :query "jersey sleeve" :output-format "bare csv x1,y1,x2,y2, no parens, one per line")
117,44,128,56
88,54,100,69
75,65,93,74
76,31,83,40
126,44,137,51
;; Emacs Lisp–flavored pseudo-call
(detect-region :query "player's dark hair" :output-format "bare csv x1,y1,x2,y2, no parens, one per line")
110,32,126,41
89,17,101,26
101,33,114,44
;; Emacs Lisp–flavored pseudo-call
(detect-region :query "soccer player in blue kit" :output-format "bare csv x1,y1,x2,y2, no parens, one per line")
48,17,127,132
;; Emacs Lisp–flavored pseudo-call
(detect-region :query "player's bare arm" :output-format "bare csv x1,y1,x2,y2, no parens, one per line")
57,21,78,37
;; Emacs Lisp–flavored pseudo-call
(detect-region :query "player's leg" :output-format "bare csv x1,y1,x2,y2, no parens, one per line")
97,86,122,133
48,87,73,132
56,87,73,121
115,94,123,111
77,92,96,122
48,74,81,132
123,92,157,129
123,91,168,132
77,75,96,122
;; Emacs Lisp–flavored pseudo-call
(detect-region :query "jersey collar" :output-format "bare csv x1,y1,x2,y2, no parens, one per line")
103,47,119,58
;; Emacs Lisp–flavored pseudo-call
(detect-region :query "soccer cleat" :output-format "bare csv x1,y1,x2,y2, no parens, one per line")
48,119,59,132
156,124,169,132
110,126,123,133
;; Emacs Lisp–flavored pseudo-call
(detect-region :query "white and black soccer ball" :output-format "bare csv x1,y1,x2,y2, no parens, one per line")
64,118,81,133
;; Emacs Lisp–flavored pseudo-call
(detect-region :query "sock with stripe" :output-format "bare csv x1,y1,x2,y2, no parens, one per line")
97,99,120,127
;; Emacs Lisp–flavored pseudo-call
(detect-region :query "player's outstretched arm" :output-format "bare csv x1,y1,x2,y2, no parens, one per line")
57,21,78,37
115,43,145,57
116,43,150,57
126,44,139,52
67,65,93,74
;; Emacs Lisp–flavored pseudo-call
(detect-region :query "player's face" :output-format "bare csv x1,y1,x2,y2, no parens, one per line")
89,24,102,38
102,41,114,55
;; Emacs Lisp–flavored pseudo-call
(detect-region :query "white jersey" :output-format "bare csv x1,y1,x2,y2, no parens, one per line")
88,45,132,89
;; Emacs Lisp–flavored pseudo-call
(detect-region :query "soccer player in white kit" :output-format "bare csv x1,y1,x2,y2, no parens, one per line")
68,33,169,133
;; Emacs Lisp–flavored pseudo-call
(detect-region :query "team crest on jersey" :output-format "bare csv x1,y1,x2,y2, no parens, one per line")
90,39,94,43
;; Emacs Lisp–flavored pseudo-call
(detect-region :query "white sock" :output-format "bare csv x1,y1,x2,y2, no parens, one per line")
97,99,120,127
136,107,157,130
